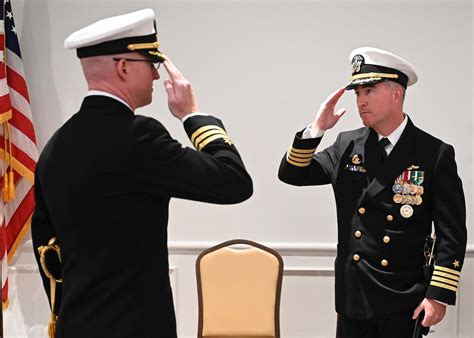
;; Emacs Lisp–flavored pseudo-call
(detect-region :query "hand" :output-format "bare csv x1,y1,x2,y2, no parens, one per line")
412,298,446,327
163,56,199,120
311,87,346,131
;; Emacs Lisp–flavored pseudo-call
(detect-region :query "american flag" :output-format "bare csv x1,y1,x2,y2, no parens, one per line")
0,0,38,309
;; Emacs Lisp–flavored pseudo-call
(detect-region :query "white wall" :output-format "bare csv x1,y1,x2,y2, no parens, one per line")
4,0,473,337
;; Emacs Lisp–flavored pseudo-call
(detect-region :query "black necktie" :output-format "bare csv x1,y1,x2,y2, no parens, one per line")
379,137,390,163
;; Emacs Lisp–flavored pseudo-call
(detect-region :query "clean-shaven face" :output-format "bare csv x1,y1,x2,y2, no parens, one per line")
354,82,397,130
128,54,160,109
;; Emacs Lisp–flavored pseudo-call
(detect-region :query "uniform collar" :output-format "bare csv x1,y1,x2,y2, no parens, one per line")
87,90,133,111
377,114,408,147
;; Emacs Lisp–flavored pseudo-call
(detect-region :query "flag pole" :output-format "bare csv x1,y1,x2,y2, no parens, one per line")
0,266,3,338
0,222,3,338
1,0,5,335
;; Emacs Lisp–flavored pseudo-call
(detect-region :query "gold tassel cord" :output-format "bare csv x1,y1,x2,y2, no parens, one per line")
47,318,57,338
38,238,62,338
48,279,57,338
8,170,15,199
7,122,15,199
1,7,11,202
2,121,9,202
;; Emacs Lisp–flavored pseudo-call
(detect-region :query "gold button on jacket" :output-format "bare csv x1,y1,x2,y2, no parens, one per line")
381,259,389,267
383,236,391,243
358,207,366,215
353,254,360,262
355,230,362,238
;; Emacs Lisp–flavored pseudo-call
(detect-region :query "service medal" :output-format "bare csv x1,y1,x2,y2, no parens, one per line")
405,195,412,205
393,194,403,203
400,204,414,218
402,183,412,194
415,195,423,205
392,184,403,194
401,195,408,204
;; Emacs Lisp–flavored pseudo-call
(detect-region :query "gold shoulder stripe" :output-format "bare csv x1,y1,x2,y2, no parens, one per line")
288,155,312,164
434,265,461,276
430,281,458,292
193,130,227,148
197,134,230,151
432,270,460,281
286,157,311,167
431,276,459,287
291,147,317,154
191,125,226,143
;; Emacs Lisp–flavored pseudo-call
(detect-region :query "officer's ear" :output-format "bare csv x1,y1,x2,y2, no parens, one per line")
392,85,403,103
115,59,129,81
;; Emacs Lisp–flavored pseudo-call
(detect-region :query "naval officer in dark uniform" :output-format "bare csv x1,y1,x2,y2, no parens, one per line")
278,47,466,337
31,9,252,338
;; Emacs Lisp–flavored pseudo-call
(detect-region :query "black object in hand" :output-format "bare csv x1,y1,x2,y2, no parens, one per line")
413,311,430,337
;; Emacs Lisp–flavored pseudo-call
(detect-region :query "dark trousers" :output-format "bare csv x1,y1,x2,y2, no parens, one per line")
336,309,418,338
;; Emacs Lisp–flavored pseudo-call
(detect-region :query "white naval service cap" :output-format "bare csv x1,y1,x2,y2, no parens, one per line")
346,47,417,90
64,8,164,63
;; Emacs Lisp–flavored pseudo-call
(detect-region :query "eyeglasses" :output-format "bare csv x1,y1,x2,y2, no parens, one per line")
112,58,161,70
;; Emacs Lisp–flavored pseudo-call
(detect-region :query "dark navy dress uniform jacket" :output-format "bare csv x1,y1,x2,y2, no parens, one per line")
32,96,253,338
278,117,466,320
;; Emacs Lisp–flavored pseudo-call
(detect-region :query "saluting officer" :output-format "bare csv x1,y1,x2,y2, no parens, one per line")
278,47,466,337
31,9,252,338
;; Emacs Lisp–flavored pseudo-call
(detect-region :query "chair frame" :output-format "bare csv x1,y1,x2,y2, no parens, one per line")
196,239,284,338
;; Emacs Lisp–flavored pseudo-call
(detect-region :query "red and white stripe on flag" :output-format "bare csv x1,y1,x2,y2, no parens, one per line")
1,0,38,309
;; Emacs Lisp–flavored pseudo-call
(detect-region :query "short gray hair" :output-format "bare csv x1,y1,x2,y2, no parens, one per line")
384,80,406,101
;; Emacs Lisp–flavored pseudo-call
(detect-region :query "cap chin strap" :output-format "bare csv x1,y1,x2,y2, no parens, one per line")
350,72,399,81
127,41,160,51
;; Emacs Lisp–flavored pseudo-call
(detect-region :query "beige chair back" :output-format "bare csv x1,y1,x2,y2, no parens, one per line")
196,239,283,338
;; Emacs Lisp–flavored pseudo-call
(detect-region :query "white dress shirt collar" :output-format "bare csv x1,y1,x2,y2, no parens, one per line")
377,114,408,155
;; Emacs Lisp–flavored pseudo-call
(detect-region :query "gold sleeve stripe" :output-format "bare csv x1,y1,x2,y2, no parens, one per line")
193,129,227,147
430,281,458,292
288,153,313,161
432,270,460,281
286,157,311,167
431,276,459,287
191,125,226,143
434,265,461,276
197,134,230,151
288,152,314,160
290,147,317,154
288,155,312,164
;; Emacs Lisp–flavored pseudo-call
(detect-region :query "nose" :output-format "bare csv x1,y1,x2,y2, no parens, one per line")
153,68,160,80
357,95,367,108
